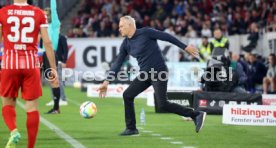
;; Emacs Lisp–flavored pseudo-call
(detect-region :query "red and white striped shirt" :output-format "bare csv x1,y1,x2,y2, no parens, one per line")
0,3,48,69
1,50,40,69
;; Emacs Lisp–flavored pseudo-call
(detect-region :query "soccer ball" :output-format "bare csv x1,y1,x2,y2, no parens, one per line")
80,101,97,119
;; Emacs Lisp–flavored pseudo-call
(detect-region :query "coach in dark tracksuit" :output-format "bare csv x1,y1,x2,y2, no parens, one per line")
97,16,207,136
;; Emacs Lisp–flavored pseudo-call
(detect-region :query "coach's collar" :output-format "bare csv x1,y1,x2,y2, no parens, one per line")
14,3,29,6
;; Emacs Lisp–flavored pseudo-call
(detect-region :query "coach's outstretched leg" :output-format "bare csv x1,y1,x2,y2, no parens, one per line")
152,72,207,133
193,111,207,133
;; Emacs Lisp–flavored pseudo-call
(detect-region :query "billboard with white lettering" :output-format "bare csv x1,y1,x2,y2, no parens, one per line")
87,84,154,98
223,105,276,126
67,38,180,72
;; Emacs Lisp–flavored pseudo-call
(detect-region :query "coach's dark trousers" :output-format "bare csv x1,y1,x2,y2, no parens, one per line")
123,70,198,130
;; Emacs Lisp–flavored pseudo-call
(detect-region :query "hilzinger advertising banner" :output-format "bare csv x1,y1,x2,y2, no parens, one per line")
223,105,276,126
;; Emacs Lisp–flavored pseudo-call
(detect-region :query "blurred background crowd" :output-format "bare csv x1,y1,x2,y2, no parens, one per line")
68,0,276,38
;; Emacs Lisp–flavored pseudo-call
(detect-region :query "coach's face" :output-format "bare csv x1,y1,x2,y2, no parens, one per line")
119,19,130,37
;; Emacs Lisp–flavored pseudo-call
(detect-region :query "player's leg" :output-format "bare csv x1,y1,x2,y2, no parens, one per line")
152,71,206,133
25,99,39,148
2,97,21,148
120,73,151,136
2,97,17,132
47,82,61,114
58,62,68,105
43,53,54,106
48,62,67,106
21,69,42,148
1,70,21,147
42,53,61,113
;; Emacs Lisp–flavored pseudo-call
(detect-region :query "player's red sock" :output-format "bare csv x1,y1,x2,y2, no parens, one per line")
27,111,40,148
2,105,17,131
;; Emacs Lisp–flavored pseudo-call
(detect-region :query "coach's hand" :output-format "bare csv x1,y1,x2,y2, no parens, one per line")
97,80,109,98
184,45,199,58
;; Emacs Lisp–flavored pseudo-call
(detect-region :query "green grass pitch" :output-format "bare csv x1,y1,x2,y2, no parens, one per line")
0,86,275,148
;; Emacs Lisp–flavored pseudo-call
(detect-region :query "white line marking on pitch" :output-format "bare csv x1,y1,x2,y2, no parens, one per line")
151,133,161,136
142,130,153,133
66,98,81,106
160,137,173,140
182,147,196,148
17,101,86,148
170,141,183,144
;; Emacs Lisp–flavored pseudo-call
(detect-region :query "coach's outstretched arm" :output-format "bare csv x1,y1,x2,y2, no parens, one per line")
97,40,128,98
40,27,59,87
147,28,199,57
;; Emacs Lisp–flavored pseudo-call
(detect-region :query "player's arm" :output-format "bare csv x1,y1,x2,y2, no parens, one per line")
0,26,2,43
147,28,199,57
97,40,128,98
40,27,59,86
40,27,56,70
37,34,41,44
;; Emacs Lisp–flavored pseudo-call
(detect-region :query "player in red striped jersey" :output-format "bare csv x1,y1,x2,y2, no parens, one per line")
0,0,58,147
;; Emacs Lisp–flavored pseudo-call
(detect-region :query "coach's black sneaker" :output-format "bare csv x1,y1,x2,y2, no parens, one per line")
193,111,207,133
45,108,60,114
119,129,139,136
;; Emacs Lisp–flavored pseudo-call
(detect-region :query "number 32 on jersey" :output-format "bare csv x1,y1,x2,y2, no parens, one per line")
7,16,35,50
